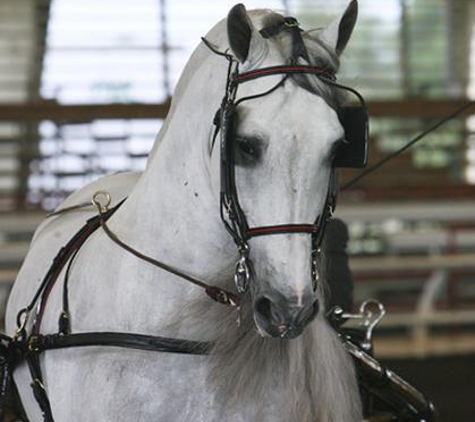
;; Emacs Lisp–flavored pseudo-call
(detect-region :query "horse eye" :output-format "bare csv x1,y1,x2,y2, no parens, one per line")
237,137,257,156
235,137,260,164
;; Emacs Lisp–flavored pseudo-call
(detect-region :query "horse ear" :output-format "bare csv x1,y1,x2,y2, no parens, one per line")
320,0,358,56
227,4,267,64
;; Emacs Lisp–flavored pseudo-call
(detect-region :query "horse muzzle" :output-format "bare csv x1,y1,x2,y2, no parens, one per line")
253,290,319,339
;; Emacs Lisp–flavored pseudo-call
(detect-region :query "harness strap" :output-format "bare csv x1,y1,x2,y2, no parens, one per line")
28,332,211,356
17,331,209,422
96,208,239,308
29,202,125,336
0,336,14,421
246,224,318,238
11,195,238,422
26,353,53,422
14,327,437,422
20,331,210,422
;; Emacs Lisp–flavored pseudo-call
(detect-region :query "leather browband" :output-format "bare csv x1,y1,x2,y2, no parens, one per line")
234,65,336,84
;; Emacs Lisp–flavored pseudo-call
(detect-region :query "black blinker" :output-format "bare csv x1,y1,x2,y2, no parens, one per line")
333,105,368,168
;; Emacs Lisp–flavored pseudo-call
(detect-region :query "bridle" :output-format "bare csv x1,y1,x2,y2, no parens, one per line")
204,17,368,294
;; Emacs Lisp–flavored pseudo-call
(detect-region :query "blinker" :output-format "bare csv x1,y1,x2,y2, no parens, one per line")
333,105,369,168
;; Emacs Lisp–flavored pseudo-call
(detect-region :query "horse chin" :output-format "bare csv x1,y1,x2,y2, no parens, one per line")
253,315,306,339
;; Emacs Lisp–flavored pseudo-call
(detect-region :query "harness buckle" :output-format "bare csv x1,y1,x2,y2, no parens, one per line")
27,335,42,353
14,308,30,342
284,18,299,28
235,245,251,293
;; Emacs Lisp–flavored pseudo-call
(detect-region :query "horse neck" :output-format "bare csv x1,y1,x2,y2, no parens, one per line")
109,47,236,303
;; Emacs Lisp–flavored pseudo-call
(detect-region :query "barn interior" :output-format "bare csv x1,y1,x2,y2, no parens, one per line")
0,0,474,420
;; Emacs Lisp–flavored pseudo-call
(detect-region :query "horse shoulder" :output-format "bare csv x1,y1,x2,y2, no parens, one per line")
5,171,141,334
33,171,141,243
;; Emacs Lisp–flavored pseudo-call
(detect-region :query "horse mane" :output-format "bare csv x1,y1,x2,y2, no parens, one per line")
167,9,362,421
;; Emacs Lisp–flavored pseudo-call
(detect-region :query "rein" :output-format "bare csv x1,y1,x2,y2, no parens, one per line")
92,193,240,309
342,100,474,190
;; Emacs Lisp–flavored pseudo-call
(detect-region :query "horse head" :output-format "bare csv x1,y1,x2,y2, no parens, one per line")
213,2,360,339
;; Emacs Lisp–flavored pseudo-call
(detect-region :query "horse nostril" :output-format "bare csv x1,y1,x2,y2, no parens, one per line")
255,296,273,322
297,299,320,325
254,294,319,332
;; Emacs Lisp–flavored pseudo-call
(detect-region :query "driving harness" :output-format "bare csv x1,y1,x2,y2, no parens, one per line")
0,17,436,422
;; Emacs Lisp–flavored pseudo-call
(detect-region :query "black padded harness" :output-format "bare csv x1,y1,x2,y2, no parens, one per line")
4,203,213,422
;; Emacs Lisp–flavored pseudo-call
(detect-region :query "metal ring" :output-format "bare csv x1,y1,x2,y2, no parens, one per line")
28,335,41,353
359,299,386,350
360,299,386,328
235,256,250,293
92,191,112,214
14,308,30,341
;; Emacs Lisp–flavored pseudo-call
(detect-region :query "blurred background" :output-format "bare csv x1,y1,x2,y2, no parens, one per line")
0,0,474,420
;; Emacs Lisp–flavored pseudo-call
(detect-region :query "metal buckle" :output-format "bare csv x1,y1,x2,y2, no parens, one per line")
14,308,30,342
284,17,299,28
235,244,251,293
235,256,250,293
27,335,41,353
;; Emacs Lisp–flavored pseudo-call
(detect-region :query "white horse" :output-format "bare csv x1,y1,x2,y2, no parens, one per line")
6,3,362,421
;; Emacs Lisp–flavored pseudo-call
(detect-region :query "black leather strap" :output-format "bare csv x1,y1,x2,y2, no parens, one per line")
28,332,211,356
20,331,210,422
26,352,54,422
